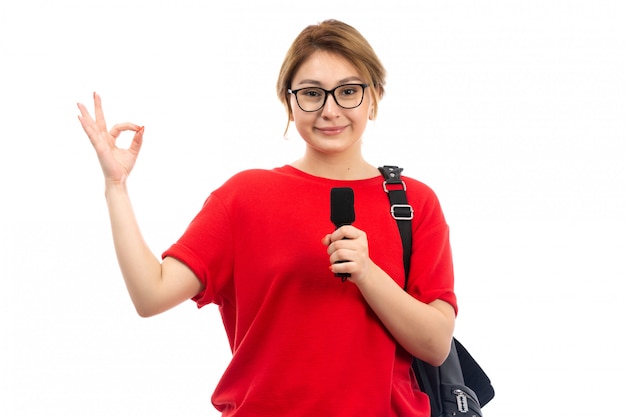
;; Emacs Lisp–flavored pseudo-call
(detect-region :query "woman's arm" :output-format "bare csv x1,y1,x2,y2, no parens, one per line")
104,182,202,317
353,264,455,366
78,93,202,317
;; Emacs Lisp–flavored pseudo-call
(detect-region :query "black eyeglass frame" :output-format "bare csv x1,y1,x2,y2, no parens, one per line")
288,83,370,112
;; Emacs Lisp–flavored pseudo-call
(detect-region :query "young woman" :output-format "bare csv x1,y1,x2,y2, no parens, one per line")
77,19,457,417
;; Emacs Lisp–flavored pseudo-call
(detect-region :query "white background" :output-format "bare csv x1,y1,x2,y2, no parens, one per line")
1,1,624,416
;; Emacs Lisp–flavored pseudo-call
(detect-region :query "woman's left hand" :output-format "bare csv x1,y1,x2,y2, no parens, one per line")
322,225,372,284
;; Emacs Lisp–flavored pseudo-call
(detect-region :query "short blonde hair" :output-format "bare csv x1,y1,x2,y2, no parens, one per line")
277,20,386,132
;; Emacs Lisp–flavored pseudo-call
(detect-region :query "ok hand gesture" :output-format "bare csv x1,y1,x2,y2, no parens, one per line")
77,93,144,185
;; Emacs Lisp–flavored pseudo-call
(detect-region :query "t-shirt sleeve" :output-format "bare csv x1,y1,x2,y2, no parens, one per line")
162,193,234,308
406,182,458,314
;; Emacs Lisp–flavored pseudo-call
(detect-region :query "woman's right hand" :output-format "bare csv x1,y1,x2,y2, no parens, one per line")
77,92,144,185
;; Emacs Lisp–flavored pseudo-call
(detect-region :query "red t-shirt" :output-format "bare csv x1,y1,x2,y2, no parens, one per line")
163,165,457,417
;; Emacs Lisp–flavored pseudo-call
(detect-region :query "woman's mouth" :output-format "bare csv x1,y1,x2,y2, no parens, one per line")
316,125,346,135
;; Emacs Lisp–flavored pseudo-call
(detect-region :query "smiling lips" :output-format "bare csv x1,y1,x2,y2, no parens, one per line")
316,125,347,135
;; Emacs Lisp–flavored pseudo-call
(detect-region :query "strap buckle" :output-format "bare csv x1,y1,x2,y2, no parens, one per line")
382,180,407,193
391,204,414,220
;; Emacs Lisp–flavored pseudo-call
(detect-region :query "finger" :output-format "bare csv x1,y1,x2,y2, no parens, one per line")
77,104,94,130
77,114,91,135
77,110,99,143
93,92,107,131
109,123,142,139
329,261,353,276
128,126,144,155
330,225,359,242
76,102,95,123
330,251,352,266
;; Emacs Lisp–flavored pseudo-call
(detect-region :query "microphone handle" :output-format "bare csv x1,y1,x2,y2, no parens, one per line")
334,231,351,281
335,264,350,282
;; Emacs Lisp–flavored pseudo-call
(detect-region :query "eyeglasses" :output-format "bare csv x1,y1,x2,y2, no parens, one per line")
288,83,369,112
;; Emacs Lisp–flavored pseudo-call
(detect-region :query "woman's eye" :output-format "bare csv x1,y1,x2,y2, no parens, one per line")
303,89,322,97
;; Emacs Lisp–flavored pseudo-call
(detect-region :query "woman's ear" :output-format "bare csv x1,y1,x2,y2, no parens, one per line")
288,96,296,121
368,86,382,120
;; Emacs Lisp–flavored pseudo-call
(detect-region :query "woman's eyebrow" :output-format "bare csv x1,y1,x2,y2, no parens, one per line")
294,79,322,87
294,76,363,87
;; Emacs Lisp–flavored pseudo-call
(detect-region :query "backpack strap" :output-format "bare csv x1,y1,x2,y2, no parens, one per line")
378,165,414,289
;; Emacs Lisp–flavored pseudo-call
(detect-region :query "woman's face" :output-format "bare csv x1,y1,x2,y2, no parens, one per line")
289,50,374,159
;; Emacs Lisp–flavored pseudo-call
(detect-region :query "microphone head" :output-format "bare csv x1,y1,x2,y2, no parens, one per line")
330,187,355,228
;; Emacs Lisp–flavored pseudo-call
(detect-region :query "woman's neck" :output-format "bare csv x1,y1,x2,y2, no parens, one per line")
290,154,380,181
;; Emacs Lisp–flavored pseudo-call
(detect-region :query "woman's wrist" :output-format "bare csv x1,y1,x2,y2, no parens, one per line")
104,179,128,199
353,260,383,293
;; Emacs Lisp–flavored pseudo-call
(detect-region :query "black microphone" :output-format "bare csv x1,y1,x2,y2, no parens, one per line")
330,187,355,280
